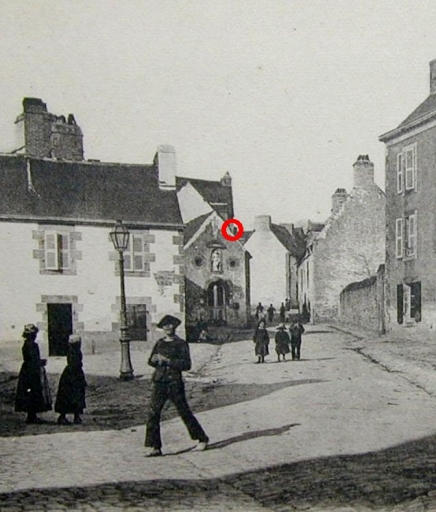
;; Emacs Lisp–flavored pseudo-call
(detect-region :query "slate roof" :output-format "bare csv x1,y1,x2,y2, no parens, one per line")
0,155,183,227
240,230,254,244
380,93,436,141
398,94,436,128
183,212,212,245
176,176,233,218
271,223,306,259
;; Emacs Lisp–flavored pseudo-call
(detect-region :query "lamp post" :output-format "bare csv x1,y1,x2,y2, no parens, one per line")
110,220,134,380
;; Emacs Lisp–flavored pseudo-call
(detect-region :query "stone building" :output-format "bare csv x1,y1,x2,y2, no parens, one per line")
379,59,436,333
183,210,251,338
0,98,184,356
243,215,306,310
176,170,251,334
297,155,385,322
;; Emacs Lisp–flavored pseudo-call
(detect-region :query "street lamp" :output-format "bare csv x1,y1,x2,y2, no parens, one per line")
110,220,134,380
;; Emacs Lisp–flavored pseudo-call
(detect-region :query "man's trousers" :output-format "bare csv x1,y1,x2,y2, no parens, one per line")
145,380,208,449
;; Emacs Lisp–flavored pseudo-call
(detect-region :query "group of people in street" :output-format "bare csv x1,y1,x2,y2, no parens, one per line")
14,316,208,459
255,298,292,325
253,317,305,364
14,324,87,425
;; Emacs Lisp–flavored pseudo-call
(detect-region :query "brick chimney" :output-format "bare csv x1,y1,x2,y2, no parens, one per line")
331,188,347,214
430,59,436,95
156,145,176,190
17,97,84,160
353,154,374,189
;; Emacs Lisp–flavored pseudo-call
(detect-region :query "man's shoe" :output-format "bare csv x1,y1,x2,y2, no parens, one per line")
57,416,71,425
145,448,162,457
194,440,208,452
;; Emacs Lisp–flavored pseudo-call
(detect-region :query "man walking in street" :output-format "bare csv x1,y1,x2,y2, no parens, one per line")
289,316,305,361
144,315,209,457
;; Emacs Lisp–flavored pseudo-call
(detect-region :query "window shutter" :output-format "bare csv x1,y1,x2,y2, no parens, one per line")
396,153,403,193
410,281,421,321
132,235,144,271
407,212,417,258
58,233,70,269
44,231,59,270
395,218,403,258
405,147,415,190
397,284,403,324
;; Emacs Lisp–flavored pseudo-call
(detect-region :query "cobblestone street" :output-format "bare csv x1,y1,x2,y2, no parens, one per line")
1,326,436,511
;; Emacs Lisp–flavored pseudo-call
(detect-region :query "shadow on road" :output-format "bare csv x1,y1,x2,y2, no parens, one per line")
0,372,325,437
1,433,435,510
207,423,300,450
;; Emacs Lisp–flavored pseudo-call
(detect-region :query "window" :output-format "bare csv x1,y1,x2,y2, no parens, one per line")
405,212,417,258
124,233,145,272
126,304,147,340
395,218,403,259
44,231,70,270
396,143,417,193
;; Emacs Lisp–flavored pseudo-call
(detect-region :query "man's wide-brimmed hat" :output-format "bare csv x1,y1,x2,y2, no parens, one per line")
157,315,181,329
23,324,38,335
68,334,82,344
276,323,286,330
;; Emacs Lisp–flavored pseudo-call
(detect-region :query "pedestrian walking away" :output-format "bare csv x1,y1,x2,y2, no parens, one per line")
55,334,87,425
279,302,286,323
289,317,305,361
144,314,209,457
253,319,269,364
267,304,276,324
14,324,52,424
274,323,290,362
255,302,264,321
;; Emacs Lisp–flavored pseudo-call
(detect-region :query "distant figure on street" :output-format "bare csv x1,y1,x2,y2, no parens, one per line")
289,317,305,361
253,319,269,364
285,298,291,311
255,302,264,321
267,304,275,324
274,323,291,362
145,315,209,457
279,303,286,323
55,334,87,425
15,324,52,424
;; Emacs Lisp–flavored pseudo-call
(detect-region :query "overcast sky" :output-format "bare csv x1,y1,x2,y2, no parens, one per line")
1,1,436,228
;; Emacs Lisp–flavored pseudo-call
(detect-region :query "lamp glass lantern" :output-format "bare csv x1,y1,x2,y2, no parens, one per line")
110,220,130,252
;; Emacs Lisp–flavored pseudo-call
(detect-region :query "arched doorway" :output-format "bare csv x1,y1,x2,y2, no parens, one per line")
207,280,228,324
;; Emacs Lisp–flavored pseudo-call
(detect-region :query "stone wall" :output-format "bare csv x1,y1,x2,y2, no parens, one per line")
339,265,385,334
311,185,385,322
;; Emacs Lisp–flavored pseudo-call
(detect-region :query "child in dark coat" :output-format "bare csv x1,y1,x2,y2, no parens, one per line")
289,318,305,361
274,323,291,362
55,334,87,425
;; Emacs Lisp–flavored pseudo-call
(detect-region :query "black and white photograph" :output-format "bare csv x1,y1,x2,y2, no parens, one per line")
1,1,436,511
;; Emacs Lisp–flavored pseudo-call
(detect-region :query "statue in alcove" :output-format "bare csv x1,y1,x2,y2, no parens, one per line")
211,249,222,272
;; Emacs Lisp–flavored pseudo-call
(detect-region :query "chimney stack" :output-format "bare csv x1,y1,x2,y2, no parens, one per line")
254,215,272,232
430,59,436,95
156,145,176,190
331,188,347,214
353,154,374,189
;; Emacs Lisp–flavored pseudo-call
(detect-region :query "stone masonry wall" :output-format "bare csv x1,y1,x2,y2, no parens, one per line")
339,265,385,334
312,186,385,322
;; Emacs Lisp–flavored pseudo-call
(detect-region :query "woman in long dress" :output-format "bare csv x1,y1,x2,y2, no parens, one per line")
15,324,52,424
55,334,87,425
253,319,269,364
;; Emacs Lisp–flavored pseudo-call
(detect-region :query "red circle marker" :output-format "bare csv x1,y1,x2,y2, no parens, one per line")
221,218,244,241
